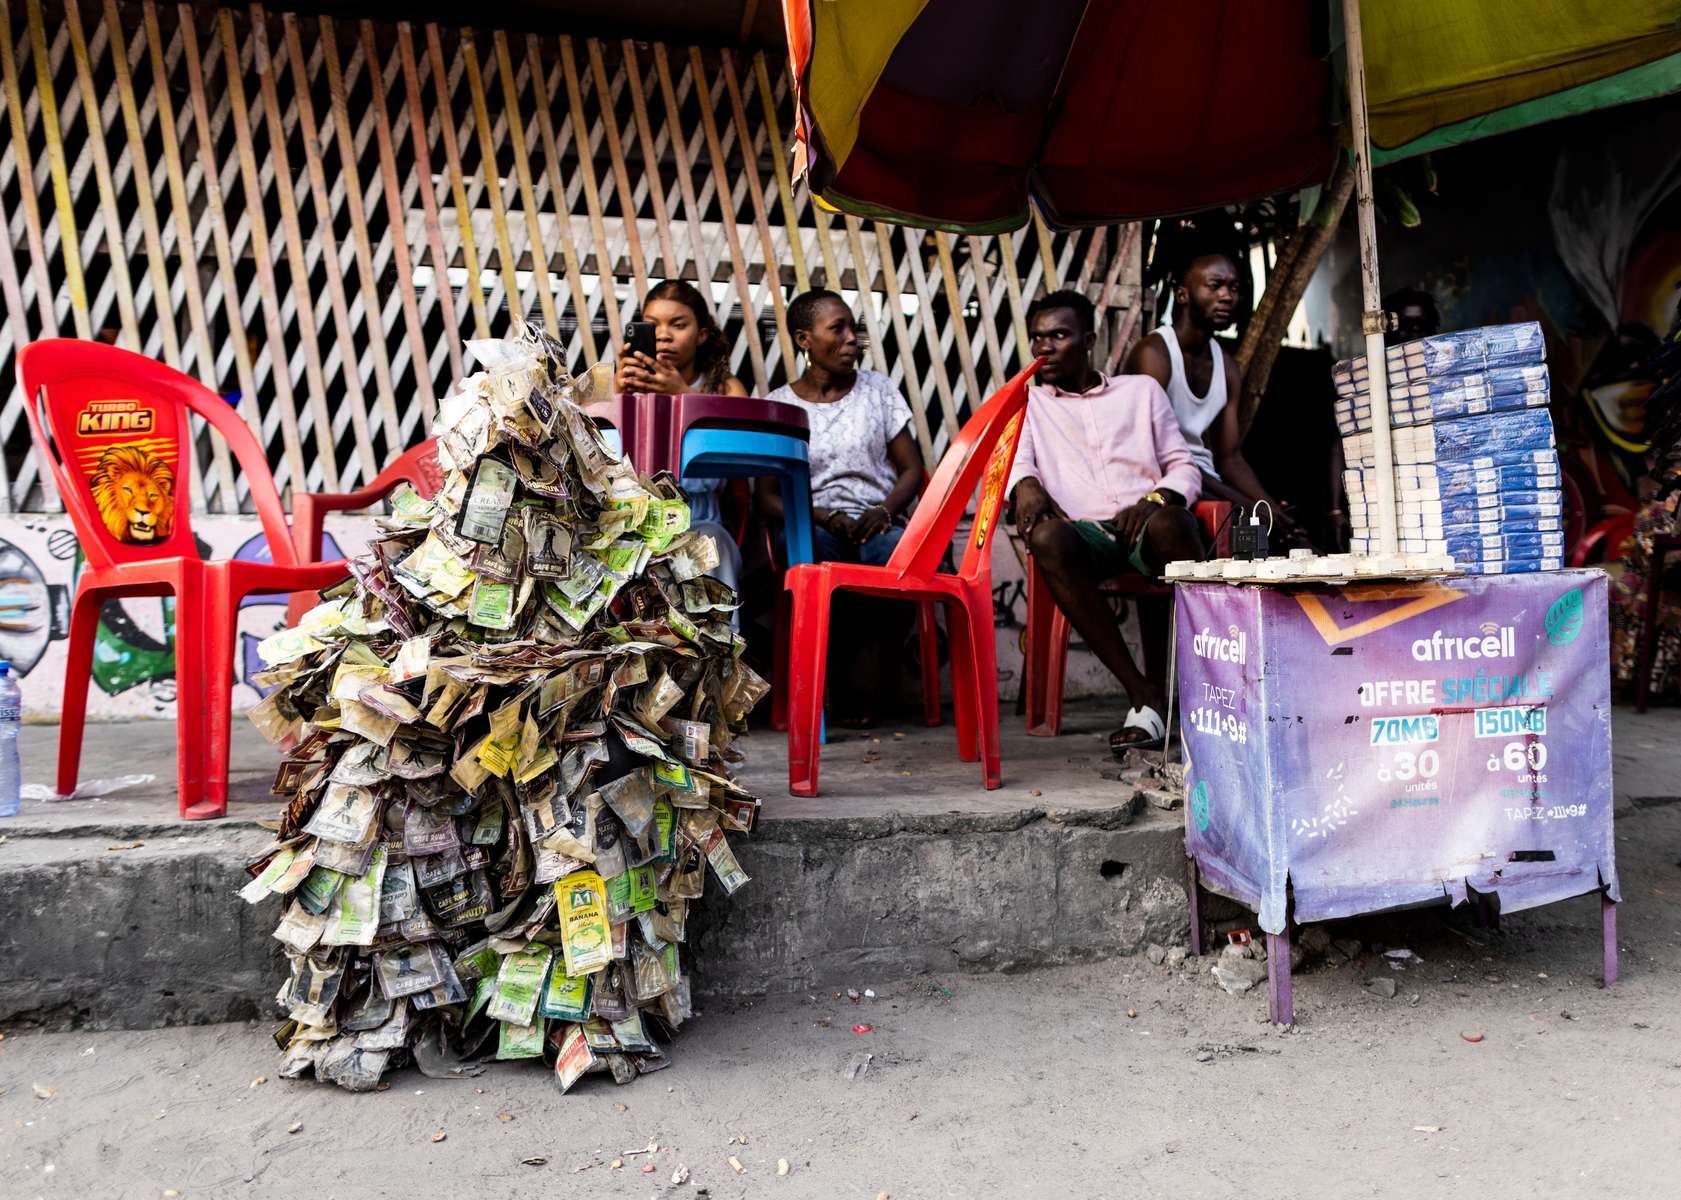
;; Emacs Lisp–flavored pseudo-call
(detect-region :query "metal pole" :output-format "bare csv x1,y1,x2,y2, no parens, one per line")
1163,595,1178,775
1340,0,1398,555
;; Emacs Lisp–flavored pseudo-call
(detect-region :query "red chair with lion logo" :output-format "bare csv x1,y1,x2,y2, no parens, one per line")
779,359,1043,796
17,340,348,820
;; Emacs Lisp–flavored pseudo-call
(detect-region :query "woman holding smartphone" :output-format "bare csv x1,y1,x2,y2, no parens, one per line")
613,280,746,596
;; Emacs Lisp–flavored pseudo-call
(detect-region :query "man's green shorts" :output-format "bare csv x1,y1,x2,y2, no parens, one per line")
1070,510,1165,580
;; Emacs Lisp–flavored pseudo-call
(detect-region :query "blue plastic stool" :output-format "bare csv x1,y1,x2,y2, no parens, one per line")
681,426,824,741
679,427,815,566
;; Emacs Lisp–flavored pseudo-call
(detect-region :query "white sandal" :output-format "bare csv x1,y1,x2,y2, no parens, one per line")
1110,704,1166,754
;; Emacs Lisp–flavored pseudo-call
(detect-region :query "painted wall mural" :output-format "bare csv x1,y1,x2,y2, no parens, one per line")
0,515,377,719
1330,93,1681,529
0,532,71,675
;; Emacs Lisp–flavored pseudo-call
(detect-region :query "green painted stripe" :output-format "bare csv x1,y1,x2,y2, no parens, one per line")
1373,53,1681,165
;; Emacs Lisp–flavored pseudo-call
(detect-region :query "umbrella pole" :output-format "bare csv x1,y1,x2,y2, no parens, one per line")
1340,0,1398,555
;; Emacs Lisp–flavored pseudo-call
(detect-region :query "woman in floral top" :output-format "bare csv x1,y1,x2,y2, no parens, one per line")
758,290,923,725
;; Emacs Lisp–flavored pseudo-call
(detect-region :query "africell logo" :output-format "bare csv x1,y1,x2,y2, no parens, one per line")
1411,621,1516,662
1192,624,1246,665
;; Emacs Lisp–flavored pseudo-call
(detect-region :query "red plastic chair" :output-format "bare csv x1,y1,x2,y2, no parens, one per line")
286,438,443,626
1568,512,1634,568
778,359,1043,796
17,340,348,820
766,468,945,736
584,393,641,461
1023,500,1230,737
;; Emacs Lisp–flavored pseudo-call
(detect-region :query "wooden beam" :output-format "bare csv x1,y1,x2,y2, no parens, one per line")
753,51,810,293
0,177,27,506
0,0,58,333
689,45,767,391
737,0,761,45
1032,207,1059,290
362,19,439,423
587,39,649,303
893,223,959,439
652,42,717,301
178,2,264,507
965,235,1006,390
217,7,311,496
493,29,560,336
935,232,980,408
525,32,597,365
997,230,1031,367
317,15,402,450
720,47,792,374
425,23,490,338
395,21,464,387
863,219,935,462
559,34,624,345
282,11,379,485
101,0,180,365
26,0,91,338
245,8,334,487
621,40,678,282
62,1,140,348
144,0,235,509
459,30,523,328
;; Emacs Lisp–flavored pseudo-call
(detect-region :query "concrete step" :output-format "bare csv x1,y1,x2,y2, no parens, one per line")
0,802,1185,1032
0,709,1186,1031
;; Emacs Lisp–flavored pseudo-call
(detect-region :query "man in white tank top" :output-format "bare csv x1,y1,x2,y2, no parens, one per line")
1126,249,1299,541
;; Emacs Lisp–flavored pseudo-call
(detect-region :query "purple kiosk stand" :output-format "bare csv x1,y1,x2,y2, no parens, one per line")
1174,568,1619,1025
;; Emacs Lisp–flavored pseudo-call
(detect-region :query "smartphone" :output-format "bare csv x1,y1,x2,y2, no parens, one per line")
626,321,657,359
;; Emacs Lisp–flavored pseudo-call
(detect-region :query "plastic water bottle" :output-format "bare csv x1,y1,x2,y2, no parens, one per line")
0,661,20,817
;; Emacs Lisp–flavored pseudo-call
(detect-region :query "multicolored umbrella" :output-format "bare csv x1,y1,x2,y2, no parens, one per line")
782,0,1681,232
782,0,1333,232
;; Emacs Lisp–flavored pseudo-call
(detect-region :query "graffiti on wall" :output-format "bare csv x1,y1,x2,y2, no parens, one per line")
0,516,377,718
0,533,71,673
1547,98,1681,514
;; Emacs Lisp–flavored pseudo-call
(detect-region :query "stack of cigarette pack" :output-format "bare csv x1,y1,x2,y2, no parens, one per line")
242,325,767,1093
1336,322,1563,574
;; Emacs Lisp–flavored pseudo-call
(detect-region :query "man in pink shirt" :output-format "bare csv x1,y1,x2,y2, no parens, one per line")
1008,290,1203,752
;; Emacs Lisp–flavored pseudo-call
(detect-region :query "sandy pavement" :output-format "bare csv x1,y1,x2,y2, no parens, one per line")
5,801,1679,1199
4,709,1680,1200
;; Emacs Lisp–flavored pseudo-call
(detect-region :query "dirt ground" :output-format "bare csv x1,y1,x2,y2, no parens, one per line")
2,790,1676,1200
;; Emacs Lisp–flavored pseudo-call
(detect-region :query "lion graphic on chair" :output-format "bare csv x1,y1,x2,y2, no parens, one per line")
89,445,175,544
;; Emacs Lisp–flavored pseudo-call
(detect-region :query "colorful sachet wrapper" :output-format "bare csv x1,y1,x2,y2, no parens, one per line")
243,325,766,1093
